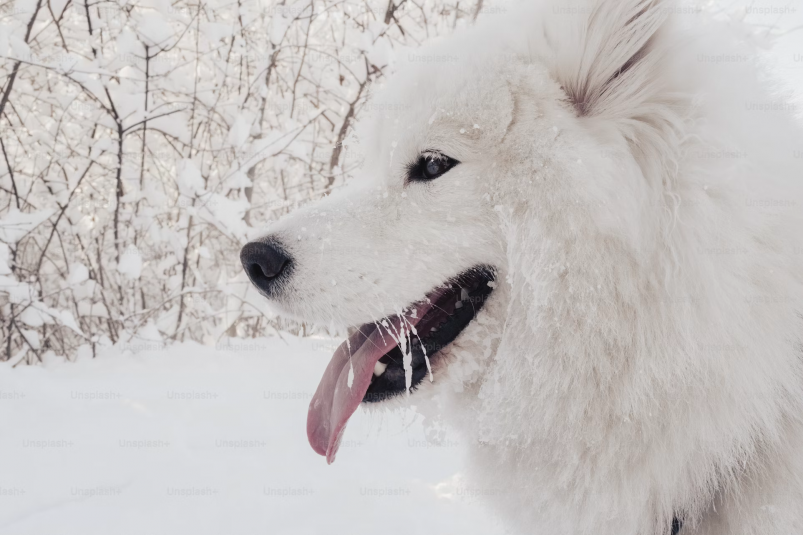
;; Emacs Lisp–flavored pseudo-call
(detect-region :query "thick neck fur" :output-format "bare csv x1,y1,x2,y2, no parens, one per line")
427,10,803,535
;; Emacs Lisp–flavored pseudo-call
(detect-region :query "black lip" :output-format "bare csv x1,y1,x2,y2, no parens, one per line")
362,266,496,403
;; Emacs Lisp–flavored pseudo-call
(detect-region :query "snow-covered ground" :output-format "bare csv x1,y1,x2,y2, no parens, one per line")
0,336,505,535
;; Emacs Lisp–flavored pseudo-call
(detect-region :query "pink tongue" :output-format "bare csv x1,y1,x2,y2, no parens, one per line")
307,311,427,464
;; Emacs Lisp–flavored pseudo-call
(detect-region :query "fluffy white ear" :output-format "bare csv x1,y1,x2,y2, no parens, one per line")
542,0,669,119
534,0,685,191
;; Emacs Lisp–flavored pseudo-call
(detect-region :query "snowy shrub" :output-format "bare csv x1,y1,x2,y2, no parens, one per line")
0,0,483,363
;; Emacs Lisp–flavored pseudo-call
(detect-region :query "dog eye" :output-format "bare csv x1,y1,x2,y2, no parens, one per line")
407,152,459,182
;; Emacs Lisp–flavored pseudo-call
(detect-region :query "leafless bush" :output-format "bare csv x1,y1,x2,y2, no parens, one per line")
0,0,481,364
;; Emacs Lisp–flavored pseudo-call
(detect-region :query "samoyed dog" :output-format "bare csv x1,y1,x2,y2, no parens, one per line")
241,0,803,533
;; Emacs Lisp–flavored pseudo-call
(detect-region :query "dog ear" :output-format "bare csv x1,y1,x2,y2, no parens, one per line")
535,0,684,191
542,0,669,119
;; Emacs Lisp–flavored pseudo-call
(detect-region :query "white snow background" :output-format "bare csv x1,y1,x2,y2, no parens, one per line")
0,336,505,535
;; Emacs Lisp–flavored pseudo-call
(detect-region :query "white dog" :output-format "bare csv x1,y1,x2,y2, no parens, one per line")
241,1,803,533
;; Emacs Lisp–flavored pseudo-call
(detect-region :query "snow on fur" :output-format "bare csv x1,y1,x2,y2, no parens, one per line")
253,1,803,534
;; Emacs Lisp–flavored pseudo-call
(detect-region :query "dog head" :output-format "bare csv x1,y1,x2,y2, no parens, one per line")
242,0,685,463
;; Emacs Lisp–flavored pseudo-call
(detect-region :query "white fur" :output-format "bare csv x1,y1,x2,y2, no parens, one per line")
258,1,803,533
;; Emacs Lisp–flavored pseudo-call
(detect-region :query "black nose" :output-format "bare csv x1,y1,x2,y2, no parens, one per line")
240,240,291,295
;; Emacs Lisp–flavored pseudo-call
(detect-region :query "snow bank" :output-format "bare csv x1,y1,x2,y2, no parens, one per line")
0,336,503,535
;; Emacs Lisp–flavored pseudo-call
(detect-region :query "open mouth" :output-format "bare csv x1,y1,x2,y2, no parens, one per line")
307,266,496,464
